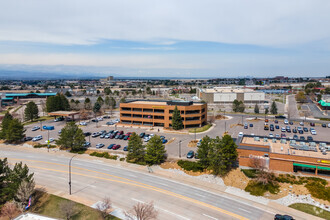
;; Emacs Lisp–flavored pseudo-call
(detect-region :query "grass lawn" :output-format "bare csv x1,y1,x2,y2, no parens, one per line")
23,116,54,126
289,203,330,219
189,124,212,133
32,192,119,220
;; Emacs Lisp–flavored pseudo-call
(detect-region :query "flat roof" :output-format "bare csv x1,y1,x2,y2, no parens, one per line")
6,93,57,97
241,137,329,159
48,111,79,116
124,100,203,106
200,88,264,94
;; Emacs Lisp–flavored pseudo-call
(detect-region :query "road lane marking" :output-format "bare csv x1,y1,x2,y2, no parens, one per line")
238,208,251,213
202,213,218,220
17,163,247,220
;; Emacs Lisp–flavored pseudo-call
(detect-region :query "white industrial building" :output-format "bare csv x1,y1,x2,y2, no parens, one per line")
197,87,265,104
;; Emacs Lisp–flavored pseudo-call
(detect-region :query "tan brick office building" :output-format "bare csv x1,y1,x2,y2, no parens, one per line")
120,100,207,128
237,135,330,176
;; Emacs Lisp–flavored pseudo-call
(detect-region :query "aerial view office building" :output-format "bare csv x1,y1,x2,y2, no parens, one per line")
120,100,207,128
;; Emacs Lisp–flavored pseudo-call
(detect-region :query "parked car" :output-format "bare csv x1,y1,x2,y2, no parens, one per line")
275,134,280,138
281,127,286,132
310,122,315,127
83,141,91,148
281,133,286,138
32,135,43,142
274,120,278,124
244,123,248,129
300,136,305,140
162,139,168,144
238,132,244,138
275,115,286,119
123,135,129,140
292,129,297,133
311,130,317,135
96,143,104,149
322,123,326,128
293,135,298,140
92,132,100,138
45,138,54,143
107,144,115,149
298,130,303,134
275,125,280,129
307,136,313,141
23,136,33,141
249,123,253,127
31,126,40,131
289,121,293,125
139,132,145,138
80,121,87,126
106,121,114,125
112,144,121,150
303,127,308,132
186,150,195,159
103,115,110,119
123,146,128,151
54,117,64,122
299,122,304,126
91,119,98,122
97,117,103,121
84,132,91,136
328,123,330,128
284,119,289,124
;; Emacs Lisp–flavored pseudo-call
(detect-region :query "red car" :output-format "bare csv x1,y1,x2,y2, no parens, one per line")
112,144,121,150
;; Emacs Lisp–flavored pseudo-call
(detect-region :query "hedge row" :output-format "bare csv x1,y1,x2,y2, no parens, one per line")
177,160,204,172
90,152,118,160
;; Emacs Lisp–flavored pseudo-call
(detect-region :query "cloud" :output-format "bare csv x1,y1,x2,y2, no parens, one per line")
0,0,330,47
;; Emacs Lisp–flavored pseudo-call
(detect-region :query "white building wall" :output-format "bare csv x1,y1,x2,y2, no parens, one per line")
244,92,265,101
214,93,237,102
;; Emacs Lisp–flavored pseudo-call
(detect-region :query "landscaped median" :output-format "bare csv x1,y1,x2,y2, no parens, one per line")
289,203,330,219
188,123,212,133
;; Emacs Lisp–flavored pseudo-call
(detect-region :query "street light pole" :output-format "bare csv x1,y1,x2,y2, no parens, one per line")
179,140,182,158
69,154,78,195
194,128,196,140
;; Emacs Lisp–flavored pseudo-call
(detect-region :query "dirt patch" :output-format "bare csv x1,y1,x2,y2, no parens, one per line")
223,169,249,189
215,115,228,120
160,161,212,176
166,138,176,145
230,124,243,128
188,140,198,148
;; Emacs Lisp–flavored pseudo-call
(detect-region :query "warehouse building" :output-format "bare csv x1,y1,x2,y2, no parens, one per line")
237,135,330,176
197,87,265,104
120,100,207,128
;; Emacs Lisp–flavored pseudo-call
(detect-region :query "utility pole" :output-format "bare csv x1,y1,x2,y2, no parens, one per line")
69,154,78,195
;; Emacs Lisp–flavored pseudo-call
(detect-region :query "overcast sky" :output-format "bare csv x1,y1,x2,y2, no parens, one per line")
0,0,330,78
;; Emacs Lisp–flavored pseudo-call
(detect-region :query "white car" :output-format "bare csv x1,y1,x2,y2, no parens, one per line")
45,138,54,143
97,117,103,121
299,122,304,126
284,119,289,124
311,130,317,135
80,121,87,126
328,123,330,128
238,132,244,138
96,143,104,149
32,135,43,142
269,133,274,138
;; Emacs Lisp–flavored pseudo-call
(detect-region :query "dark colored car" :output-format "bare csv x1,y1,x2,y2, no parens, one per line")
119,131,124,135
270,126,274,131
298,130,303,134
244,125,248,129
139,132,145,138
307,136,313,141
186,150,195,159
289,121,293,125
275,125,280,129
303,127,308,132
112,144,121,150
107,144,115,149
23,136,33,141
106,121,114,125
162,139,168,144
274,120,278,124
123,146,128,151
194,153,199,159
123,135,129,140
310,122,315,127
249,124,253,127
322,123,326,127
300,136,305,140
91,119,98,122
119,134,125,139
292,129,297,133
275,115,286,119
109,134,115,139
281,133,286,138
293,135,298,140
274,214,294,220
84,132,91,136
103,115,110,119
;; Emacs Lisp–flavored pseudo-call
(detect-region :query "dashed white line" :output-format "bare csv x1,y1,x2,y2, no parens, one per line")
202,213,218,220
238,207,251,213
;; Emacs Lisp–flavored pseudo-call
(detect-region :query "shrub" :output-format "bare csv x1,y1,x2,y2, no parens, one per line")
70,148,86,154
177,160,204,172
245,180,280,196
34,144,56,149
120,158,125,161
89,152,118,160
241,169,257,178
305,182,330,202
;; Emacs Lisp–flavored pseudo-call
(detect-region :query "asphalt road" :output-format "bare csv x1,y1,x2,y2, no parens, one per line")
0,146,276,220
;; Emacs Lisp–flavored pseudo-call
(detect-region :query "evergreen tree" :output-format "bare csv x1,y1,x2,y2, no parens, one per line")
110,97,116,109
5,119,25,143
105,96,110,108
104,87,112,95
46,94,70,112
196,136,212,169
145,136,167,165
254,104,259,114
0,112,13,139
65,91,72,97
232,99,245,112
171,106,183,130
97,96,104,106
127,132,145,163
120,97,126,103
84,97,91,110
56,122,85,151
270,101,278,114
24,101,39,121
93,102,101,116
265,108,269,114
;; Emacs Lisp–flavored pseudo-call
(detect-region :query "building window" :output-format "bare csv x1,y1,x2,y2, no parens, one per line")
121,107,131,111
133,108,142,112
143,108,153,112
154,109,164,113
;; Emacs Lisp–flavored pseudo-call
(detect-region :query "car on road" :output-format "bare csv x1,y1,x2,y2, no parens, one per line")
275,115,286,119
32,126,40,131
32,135,43,142
274,214,294,220
265,119,269,123
112,144,121,150
54,117,64,122
322,123,326,128
107,144,115,149
186,150,195,159
310,122,315,127
139,132,145,138
96,143,104,149
123,146,128,151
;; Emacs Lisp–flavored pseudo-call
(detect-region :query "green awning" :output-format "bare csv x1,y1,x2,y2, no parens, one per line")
318,100,330,107
317,166,330,171
293,163,316,169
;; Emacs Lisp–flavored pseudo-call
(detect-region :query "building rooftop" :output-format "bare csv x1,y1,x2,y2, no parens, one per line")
241,136,329,159
124,100,204,106
200,87,262,93
5,93,57,97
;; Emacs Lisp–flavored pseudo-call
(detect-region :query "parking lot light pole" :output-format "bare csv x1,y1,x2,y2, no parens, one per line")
194,128,196,140
69,154,78,195
179,140,182,158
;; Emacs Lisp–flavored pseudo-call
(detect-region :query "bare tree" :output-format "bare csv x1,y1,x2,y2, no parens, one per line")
125,201,158,220
1,202,20,220
59,200,77,220
249,157,275,185
96,196,112,219
15,180,35,209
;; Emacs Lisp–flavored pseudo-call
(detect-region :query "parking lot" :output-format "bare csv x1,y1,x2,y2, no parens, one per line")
24,114,330,159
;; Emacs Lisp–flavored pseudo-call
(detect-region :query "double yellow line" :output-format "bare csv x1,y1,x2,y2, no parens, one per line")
6,157,248,220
